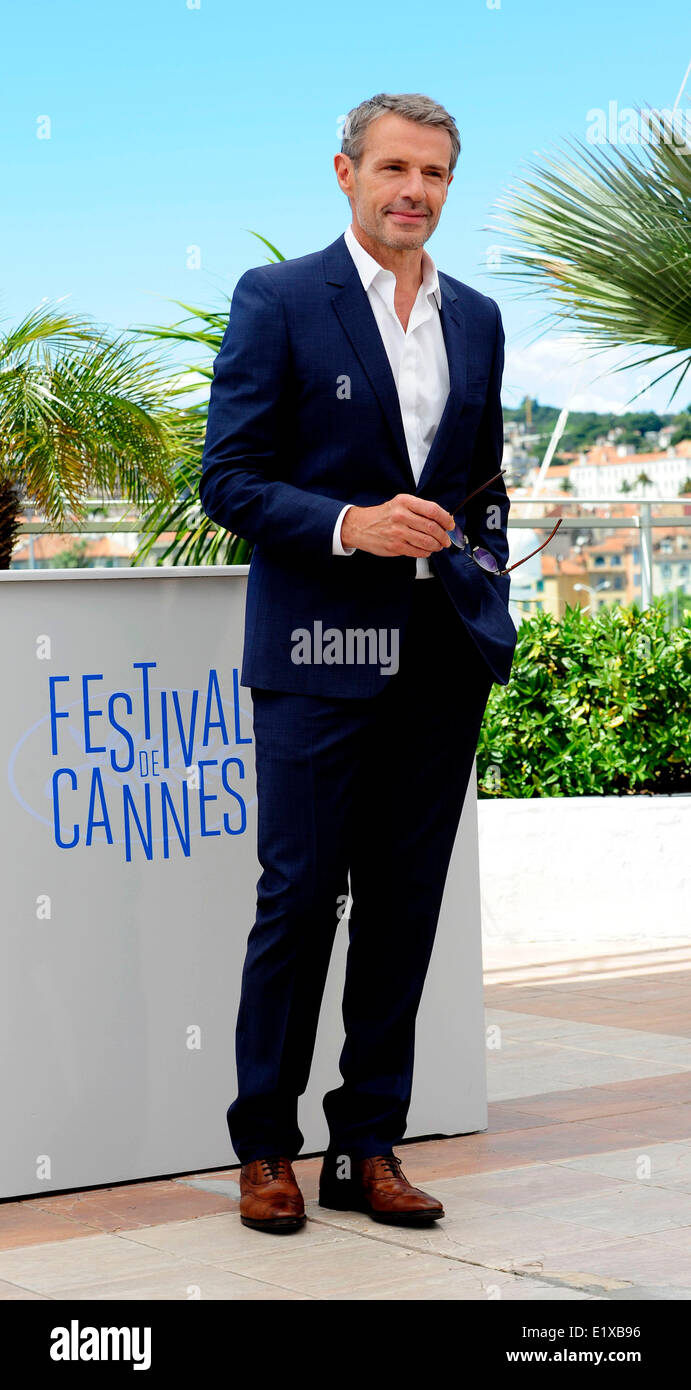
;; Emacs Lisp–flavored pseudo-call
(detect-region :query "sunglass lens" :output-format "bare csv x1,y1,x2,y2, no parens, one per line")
449,522,467,550
474,547,501,574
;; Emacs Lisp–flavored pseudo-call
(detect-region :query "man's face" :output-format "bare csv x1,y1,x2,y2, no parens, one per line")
335,112,454,251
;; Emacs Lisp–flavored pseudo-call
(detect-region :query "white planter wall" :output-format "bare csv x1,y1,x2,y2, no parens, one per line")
0,565,488,1199
479,794,691,942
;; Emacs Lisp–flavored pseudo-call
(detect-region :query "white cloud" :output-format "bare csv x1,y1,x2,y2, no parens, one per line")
503,336,686,415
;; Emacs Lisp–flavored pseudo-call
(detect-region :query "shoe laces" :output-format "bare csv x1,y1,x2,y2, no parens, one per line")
259,1156,290,1180
377,1155,403,1180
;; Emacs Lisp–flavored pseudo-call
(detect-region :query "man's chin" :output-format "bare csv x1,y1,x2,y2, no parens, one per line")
377,220,430,249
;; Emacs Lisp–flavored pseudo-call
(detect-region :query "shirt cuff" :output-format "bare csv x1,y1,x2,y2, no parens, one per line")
332,504,356,556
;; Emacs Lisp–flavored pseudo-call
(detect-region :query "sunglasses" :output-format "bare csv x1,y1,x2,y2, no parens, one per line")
447,468,562,575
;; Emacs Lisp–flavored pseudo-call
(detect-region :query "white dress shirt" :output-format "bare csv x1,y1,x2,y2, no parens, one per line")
333,221,451,577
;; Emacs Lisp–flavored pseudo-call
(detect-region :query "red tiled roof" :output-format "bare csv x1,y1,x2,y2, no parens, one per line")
580,447,691,467
11,534,133,563
542,556,588,576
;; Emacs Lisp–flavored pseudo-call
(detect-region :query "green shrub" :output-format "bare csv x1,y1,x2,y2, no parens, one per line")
477,600,691,797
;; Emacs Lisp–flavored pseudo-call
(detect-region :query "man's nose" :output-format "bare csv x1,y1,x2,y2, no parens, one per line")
398,168,426,201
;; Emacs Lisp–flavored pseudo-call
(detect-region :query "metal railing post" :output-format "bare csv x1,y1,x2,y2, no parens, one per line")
639,501,654,607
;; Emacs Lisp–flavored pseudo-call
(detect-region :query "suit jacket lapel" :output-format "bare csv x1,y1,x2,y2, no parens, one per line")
323,235,467,496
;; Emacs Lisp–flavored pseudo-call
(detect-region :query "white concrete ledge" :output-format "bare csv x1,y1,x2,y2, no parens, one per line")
1,565,251,582
479,794,691,943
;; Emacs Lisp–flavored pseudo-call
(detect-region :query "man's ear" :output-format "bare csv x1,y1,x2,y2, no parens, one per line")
334,152,357,202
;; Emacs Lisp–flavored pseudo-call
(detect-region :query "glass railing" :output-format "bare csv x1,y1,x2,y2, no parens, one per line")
503,496,691,627
11,496,691,628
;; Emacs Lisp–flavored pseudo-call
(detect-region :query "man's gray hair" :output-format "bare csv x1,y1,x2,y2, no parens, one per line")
341,93,460,173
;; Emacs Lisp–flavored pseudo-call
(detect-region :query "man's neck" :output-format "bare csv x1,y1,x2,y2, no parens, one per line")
349,221,424,295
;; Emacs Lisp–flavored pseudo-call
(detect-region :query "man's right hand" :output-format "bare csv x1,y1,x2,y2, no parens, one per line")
340,494,455,558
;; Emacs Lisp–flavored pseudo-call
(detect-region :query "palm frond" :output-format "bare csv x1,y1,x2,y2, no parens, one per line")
1,311,181,534
125,234,288,565
0,301,101,366
490,107,691,404
246,230,286,262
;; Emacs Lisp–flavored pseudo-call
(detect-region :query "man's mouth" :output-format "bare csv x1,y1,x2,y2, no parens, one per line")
386,210,427,223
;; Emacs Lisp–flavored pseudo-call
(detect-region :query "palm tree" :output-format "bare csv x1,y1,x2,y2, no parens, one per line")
0,302,179,569
491,108,691,406
131,232,286,566
127,297,240,567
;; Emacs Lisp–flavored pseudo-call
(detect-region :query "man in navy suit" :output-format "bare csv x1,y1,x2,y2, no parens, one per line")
199,92,517,1233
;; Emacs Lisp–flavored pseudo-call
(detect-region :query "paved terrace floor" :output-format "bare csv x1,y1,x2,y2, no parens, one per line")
1,937,690,1301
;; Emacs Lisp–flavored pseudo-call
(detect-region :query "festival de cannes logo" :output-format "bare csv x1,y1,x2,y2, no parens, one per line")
8,659,255,864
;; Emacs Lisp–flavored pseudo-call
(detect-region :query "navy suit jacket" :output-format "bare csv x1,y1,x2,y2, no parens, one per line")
199,231,518,696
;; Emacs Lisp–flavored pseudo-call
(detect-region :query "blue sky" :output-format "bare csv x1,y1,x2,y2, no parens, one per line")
3,0,690,413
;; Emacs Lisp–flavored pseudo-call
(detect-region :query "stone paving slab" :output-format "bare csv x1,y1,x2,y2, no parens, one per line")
1,937,689,1299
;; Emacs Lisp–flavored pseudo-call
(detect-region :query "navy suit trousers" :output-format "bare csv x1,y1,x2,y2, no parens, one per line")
226,577,495,1163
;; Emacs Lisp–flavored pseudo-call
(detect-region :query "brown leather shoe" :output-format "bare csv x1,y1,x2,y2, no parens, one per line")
239,1156,305,1232
319,1153,444,1225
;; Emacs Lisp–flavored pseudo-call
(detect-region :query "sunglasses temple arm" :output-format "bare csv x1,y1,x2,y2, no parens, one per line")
502,519,563,574
451,468,505,517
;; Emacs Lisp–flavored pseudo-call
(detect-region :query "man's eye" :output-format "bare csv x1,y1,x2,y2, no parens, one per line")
384,165,443,177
